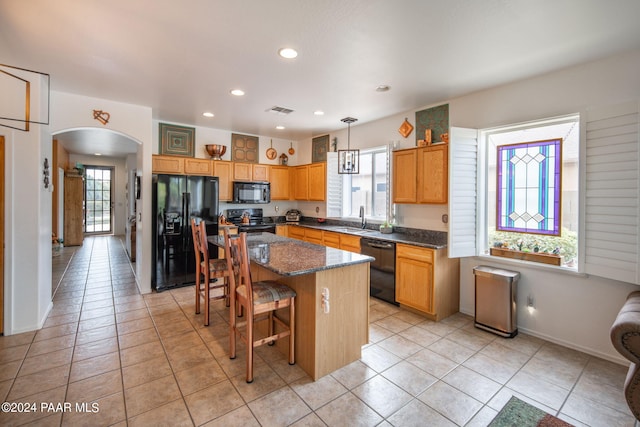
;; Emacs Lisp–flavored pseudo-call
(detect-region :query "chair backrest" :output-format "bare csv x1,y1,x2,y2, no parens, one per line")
190,218,201,266
223,230,254,307
196,220,211,265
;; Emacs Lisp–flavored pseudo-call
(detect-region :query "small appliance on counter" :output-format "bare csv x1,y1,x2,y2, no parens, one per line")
285,209,301,222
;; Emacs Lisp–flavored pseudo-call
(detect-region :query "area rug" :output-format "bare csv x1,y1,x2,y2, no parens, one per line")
489,396,573,427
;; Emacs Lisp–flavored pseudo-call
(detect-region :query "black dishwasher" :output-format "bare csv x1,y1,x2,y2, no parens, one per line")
361,238,397,305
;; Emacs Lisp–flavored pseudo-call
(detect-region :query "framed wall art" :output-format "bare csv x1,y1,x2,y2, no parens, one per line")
159,123,195,157
231,133,259,163
312,134,330,162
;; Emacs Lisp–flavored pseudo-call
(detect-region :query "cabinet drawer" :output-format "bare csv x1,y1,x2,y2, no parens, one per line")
323,231,340,248
340,234,361,251
397,243,433,263
304,228,323,244
288,226,305,240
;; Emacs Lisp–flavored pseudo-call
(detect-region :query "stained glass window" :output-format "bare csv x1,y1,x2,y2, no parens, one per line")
497,139,562,235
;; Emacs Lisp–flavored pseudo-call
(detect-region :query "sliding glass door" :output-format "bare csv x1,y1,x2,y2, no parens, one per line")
84,166,113,234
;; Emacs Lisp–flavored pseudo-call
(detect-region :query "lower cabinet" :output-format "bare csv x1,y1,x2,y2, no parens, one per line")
395,243,459,321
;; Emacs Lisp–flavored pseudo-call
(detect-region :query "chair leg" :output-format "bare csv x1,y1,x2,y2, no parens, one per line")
267,311,274,346
229,296,237,360
195,272,201,315
289,298,295,365
203,272,210,327
246,309,254,383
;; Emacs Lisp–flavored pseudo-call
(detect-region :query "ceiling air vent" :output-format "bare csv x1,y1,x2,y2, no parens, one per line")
266,106,294,115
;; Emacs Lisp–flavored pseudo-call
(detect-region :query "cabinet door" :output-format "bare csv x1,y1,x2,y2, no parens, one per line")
184,158,212,175
395,244,434,313
417,144,448,204
323,231,341,248
340,234,361,253
213,161,233,201
392,149,417,203
276,224,288,237
253,164,270,182
152,155,184,174
308,163,326,201
270,166,290,200
64,175,84,246
288,225,305,240
233,163,252,181
293,166,309,200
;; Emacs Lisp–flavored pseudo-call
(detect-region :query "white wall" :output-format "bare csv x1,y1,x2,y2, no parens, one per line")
68,154,127,236
51,92,153,294
3,73,53,334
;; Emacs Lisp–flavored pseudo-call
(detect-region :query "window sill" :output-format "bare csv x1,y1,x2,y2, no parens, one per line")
477,252,584,277
489,247,562,266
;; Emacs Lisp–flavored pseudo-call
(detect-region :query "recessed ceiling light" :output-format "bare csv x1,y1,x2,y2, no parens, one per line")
375,85,390,92
278,48,298,59
202,112,214,118
94,153,102,156
276,125,285,130
230,89,245,96
314,110,325,116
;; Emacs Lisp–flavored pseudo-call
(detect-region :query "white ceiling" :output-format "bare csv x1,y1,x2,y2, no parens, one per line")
2,0,640,157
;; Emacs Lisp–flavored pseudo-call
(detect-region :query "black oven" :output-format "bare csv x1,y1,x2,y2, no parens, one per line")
233,181,270,204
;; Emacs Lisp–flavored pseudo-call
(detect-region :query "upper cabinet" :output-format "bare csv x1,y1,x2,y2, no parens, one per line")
392,144,448,204
152,155,184,174
184,158,213,175
292,162,326,201
213,161,233,201
233,162,269,182
270,165,290,200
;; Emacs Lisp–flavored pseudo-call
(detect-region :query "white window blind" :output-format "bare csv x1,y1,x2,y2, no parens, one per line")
583,100,640,283
448,127,478,258
326,152,343,218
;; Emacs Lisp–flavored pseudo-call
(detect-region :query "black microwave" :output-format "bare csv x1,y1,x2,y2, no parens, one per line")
232,181,270,204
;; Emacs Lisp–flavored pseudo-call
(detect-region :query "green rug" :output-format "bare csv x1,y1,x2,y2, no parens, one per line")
489,396,573,427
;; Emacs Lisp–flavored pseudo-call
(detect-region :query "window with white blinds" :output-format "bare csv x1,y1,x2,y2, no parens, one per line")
583,101,640,284
326,152,343,218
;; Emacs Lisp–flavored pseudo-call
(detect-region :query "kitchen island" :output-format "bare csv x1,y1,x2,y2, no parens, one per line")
209,232,373,380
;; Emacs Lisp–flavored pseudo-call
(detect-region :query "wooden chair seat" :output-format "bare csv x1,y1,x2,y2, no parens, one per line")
191,218,229,326
224,230,296,383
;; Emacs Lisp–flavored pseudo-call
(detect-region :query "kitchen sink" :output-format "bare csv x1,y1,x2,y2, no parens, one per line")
330,227,373,235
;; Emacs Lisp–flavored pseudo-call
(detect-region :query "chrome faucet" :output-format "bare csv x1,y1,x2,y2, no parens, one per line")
359,205,366,229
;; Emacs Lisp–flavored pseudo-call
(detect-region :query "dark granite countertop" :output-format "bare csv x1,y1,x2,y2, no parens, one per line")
208,232,374,277
283,221,448,250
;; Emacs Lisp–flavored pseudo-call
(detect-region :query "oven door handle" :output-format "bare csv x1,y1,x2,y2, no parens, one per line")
366,241,394,250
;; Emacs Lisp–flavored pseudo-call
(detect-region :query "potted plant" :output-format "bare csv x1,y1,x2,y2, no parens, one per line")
379,221,393,234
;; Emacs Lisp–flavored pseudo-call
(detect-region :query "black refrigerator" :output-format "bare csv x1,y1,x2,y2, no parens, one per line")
152,174,219,292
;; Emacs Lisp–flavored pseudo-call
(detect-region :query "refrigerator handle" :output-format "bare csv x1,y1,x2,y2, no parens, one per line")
183,192,190,250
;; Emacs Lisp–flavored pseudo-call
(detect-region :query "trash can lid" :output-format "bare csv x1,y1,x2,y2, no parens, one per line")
473,265,520,280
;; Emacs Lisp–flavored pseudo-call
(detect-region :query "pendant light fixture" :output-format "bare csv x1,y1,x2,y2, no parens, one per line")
338,117,359,174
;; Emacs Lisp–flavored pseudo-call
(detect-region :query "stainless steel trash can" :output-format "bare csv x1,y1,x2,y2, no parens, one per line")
474,265,520,338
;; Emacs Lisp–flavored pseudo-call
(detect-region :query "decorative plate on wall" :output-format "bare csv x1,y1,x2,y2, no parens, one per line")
231,133,259,163
398,118,414,138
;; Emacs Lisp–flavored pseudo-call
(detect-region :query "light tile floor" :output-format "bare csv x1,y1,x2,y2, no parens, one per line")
0,235,635,426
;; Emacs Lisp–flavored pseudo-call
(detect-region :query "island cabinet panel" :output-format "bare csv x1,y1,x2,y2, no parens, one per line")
395,243,460,321
252,262,369,380
64,174,84,246
213,161,233,201
270,166,290,200
152,155,184,174
392,149,417,203
184,158,212,175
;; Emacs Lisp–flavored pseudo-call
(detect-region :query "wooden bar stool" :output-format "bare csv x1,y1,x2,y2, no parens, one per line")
223,230,296,383
191,218,229,326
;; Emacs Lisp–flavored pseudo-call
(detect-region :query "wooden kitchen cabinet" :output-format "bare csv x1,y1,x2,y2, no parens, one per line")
293,166,309,200
292,163,326,201
184,158,212,175
233,162,269,182
392,144,448,204
417,144,448,204
340,234,361,253
323,231,341,249
395,243,459,321
304,228,324,245
392,149,417,203
287,225,306,241
64,173,84,246
152,155,184,174
213,161,233,201
308,162,326,201
270,165,290,200
276,224,288,237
